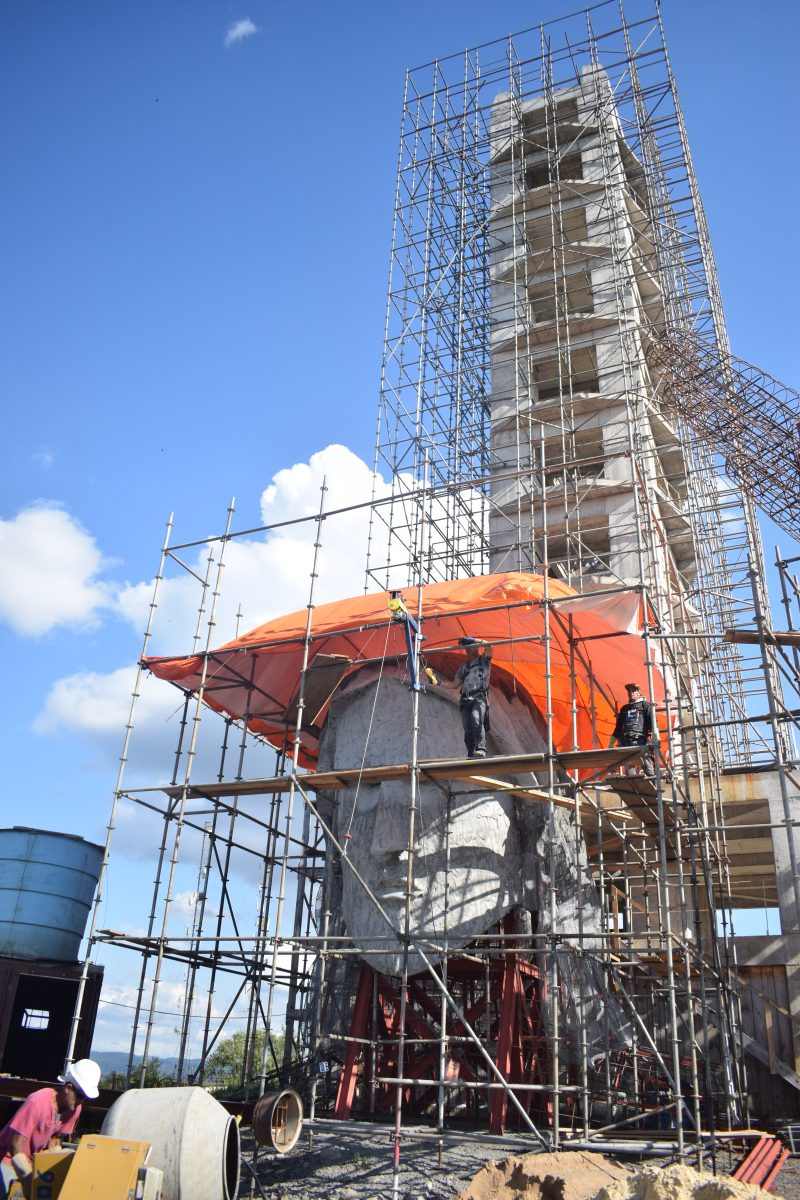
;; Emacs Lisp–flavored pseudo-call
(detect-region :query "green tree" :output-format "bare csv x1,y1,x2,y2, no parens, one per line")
204,1029,286,1092
101,1058,176,1089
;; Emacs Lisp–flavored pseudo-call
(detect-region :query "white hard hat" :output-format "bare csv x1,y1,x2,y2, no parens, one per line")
59,1058,101,1100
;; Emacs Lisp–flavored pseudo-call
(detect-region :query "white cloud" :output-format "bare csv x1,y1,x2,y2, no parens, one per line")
34,442,485,764
34,666,168,738
32,449,54,471
0,503,114,636
170,890,213,929
116,444,398,655
93,975,203,1057
224,18,258,47
10,445,480,651
92,966,287,1056
33,663,269,786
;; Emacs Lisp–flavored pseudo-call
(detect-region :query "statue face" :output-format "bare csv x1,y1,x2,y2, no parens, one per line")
317,672,547,976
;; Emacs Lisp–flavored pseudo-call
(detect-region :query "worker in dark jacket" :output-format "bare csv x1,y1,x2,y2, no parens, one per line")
610,682,656,776
450,636,493,758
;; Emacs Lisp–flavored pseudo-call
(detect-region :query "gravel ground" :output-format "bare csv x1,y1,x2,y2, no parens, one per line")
242,1119,538,1200
770,1156,800,1200
240,1122,800,1200
243,1120,649,1200
710,1145,800,1200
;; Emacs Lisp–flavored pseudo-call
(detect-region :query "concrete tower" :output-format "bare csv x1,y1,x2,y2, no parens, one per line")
488,66,694,605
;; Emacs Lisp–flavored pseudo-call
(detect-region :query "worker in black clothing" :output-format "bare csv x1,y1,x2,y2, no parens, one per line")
448,636,493,758
610,682,656,776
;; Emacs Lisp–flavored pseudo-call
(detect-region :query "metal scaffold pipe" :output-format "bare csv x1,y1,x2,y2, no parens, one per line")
647,331,800,543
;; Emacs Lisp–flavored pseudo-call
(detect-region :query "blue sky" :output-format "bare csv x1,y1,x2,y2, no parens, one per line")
1,1,798,1049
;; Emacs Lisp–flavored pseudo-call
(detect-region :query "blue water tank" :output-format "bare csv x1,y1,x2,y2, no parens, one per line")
0,827,103,962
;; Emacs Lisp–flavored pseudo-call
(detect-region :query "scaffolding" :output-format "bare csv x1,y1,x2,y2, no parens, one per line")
366,0,786,770
70,0,800,1188
646,331,800,544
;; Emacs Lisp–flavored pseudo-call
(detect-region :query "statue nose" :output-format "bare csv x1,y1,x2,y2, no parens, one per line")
371,806,408,854
368,781,412,854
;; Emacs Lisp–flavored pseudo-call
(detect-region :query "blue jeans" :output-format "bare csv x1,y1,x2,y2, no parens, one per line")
0,1160,19,1197
620,737,655,776
460,694,487,755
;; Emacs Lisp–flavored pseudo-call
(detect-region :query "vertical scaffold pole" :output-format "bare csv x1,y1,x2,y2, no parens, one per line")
138,499,235,1085
65,512,174,1069
392,456,428,1200
135,540,217,1083
252,477,328,1187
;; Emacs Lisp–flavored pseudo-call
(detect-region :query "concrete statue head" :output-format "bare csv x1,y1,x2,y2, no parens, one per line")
318,667,556,976
316,665,629,1058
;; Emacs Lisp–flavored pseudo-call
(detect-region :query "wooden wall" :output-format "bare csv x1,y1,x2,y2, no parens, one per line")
738,964,800,1123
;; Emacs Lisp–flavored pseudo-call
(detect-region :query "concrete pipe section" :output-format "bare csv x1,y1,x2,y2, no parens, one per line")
102,1086,240,1200
252,1089,303,1154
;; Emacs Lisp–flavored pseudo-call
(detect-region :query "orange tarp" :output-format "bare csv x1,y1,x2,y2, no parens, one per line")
145,572,662,767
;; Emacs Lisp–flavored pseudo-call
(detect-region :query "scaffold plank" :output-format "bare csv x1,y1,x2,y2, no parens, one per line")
723,628,800,647
156,747,645,800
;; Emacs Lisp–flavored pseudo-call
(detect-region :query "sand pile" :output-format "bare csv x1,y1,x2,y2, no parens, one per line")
455,1150,630,1200
593,1162,781,1200
456,1156,783,1200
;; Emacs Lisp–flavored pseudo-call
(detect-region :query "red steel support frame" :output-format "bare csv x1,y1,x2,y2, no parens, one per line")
333,936,547,1129
334,964,373,1119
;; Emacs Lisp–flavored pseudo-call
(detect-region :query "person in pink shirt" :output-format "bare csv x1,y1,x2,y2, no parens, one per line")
0,1058,100,1194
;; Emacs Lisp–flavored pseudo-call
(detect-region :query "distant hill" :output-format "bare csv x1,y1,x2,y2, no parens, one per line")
92,1051,199,1079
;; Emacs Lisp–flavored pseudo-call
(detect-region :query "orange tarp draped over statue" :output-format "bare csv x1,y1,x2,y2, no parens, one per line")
145,572,662,767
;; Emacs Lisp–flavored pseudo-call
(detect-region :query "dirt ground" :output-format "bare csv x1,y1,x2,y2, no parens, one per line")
241,1122,799,1200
